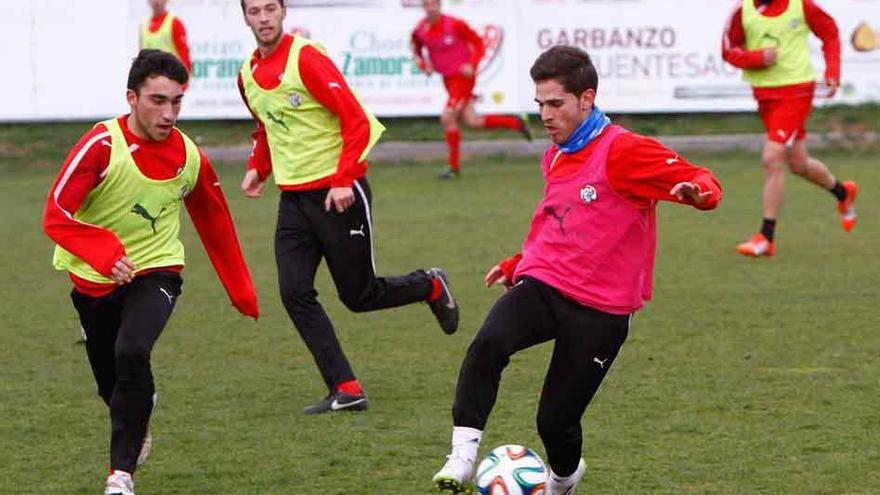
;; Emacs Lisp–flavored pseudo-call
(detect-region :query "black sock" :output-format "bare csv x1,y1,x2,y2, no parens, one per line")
761,218,776,242
829,181,847,202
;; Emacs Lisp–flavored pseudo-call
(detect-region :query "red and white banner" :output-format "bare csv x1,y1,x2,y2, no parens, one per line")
1,0,878,120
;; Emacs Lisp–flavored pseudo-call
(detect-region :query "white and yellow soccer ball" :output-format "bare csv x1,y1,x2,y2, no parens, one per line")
475,444,547,495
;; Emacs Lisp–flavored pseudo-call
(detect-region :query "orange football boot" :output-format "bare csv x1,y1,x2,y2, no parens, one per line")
837,181,858,232
736,233,776,258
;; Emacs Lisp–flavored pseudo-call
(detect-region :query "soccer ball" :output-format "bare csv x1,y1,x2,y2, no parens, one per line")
475,444,547,495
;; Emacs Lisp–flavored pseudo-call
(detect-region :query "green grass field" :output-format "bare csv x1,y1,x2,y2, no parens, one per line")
1,145,878,494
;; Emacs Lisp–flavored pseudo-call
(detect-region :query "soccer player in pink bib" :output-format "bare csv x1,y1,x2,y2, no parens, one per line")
431,46,723,495
411,0,532,179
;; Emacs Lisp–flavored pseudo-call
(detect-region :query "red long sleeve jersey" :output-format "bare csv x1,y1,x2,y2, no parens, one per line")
144,12,192,73
43,116,259,318
411,15,485,72
238,34,372,190
722,0,840,100
498,131,722,280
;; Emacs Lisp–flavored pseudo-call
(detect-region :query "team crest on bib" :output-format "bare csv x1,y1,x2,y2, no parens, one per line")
289,92,303,108
179,184,190,199
580,185,598,204
789,18,800,29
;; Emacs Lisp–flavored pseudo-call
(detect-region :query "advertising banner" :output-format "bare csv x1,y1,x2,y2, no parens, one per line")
1,0,878,121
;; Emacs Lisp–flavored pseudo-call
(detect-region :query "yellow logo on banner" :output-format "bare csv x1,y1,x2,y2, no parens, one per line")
852,22,879,52
492,91,505,104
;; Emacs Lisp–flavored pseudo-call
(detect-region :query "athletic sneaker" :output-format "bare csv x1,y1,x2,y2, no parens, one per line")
438,167,460,180
426,268,459,335
303,391,369,415
104,470,134,495
136,392,158,467
432,455,475,494
837,180,858,232
517,114,533,142
546,458,586,495
736,233,776,258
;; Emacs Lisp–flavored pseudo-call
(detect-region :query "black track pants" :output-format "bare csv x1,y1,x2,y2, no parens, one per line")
72,271,182,474
451,276,630,477
274,178,433,390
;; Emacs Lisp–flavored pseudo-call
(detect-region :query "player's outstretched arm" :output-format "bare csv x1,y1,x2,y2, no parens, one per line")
606,133,722,211
670,182,716,207
186,154,260,319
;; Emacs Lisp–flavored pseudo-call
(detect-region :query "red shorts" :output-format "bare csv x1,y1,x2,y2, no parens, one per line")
757,93,813,145
443,74,476,110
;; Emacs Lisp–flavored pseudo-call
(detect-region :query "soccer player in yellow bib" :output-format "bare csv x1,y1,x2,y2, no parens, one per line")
140,0,192,75
237,0,460,415
43,50,258,495
722,0,858,258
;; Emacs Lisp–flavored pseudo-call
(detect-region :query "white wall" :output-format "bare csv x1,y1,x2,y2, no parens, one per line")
1,0,878,121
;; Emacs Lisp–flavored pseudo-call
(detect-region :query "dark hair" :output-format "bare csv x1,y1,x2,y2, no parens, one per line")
240,0,285,11
127,49,189,93
529,46,598,95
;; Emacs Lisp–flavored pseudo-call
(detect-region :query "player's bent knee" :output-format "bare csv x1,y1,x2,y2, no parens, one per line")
467,331,514,364
463,115,482,128
788,157,809,176
338,291,373,313
279,286,318,308
762,151,786,171
114,351,152,384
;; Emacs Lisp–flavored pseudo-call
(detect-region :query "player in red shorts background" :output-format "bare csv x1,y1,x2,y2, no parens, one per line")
722,0,858,257
412,0,531,179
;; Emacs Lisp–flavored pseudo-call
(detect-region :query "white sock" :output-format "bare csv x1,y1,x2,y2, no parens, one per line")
550,469,576,484
550,458,585,484
450,426,482,462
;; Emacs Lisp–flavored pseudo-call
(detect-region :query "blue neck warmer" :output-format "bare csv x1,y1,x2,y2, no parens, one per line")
559,107,611,154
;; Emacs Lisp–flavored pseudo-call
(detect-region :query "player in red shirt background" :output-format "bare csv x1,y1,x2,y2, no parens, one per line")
141,0,192,74
722,0,858,258
412,0,532,179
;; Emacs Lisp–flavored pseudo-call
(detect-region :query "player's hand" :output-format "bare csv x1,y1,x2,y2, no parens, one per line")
110,256,136,285
460,63,475,78
241,169,265,198
670,182,714,205
484,264,511,290
424,64,435,76
324,186,355,213
762,48,778,67
824,78,839,98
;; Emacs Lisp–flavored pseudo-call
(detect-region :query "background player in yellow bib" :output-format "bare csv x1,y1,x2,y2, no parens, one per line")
43,50,258,495
722,0,858,258
140,0,192,76
237,0,460,415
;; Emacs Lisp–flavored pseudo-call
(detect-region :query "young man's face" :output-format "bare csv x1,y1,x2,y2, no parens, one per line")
126,75,184,142
422,0,442,21
243,0,286,48
534,79,595,145
148,0,168,14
